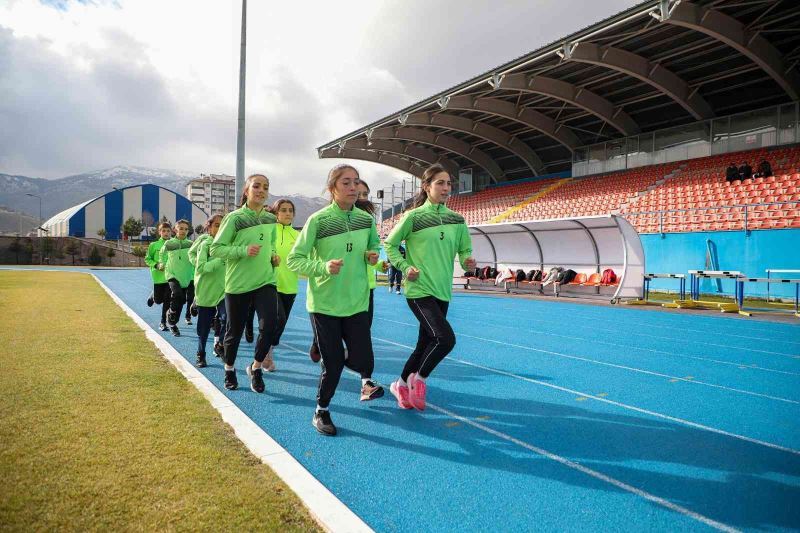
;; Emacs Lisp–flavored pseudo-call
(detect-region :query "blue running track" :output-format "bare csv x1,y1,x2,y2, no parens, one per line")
9,267,800,532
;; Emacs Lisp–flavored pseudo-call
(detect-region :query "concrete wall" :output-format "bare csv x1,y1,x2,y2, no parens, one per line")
0,236,144,268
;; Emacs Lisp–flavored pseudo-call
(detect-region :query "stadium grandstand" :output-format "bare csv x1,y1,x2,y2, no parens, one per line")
319,0,800,301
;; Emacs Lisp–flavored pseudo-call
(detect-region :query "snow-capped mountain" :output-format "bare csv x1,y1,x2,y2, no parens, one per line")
0,166,328,228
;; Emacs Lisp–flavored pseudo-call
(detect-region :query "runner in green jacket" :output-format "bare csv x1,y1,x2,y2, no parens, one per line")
269,199,300,371
145,222,172,331
385,164,475,412
188,214,226,368
356,179,388,327
210,174,281,393
287,164,382,436
307,179,387,364
159,220,195,337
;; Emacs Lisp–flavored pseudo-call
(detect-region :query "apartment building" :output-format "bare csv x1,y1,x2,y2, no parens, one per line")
187,174,237,215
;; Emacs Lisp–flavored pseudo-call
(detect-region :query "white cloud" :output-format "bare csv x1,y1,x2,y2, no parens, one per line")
0,0,640,196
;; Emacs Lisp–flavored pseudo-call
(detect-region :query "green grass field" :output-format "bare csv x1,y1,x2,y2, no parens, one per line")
0,272,320,532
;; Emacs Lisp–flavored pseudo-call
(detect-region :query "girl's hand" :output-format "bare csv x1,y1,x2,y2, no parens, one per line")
406,266,420,281
247,245,261,257
271,254,281,266
327,259,344,275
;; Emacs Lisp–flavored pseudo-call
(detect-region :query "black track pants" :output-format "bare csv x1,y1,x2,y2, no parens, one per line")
388,267,403,288
310,290,373,378
167,280,193,325
184,282,195,319
273,292,296,346
153,282,171,324
401,296,455,381
310,311,373,409
197,301,226,354
224,284,279,366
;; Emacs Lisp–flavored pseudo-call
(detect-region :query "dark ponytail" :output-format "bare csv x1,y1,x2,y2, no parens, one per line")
412,163,450,208
356,199,376,215
204,213,224,233
355,177,376,215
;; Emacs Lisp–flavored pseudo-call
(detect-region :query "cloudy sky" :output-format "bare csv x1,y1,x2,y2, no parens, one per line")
0,0,640,196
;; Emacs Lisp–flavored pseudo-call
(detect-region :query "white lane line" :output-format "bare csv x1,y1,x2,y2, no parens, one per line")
439,314,800,376
453,292,800,344
371,335,800,457
92,274,373,533
446,310,800,358
428,402,740,533
280,330,740,532
375,317,800,405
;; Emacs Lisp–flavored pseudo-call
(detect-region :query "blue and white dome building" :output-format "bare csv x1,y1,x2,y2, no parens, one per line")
41,184,208,240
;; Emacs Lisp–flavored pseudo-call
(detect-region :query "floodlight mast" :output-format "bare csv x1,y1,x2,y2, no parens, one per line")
235,0,247,201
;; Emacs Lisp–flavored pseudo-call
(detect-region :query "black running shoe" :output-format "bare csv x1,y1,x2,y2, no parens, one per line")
224,370,238,390
214,342,224,358
167,310,178,325
245,326,254,344
169,324,180,337
246,364,265,393
190,302,198,317
312,410,337,436
195,351,207,368
360,380,385,401
184,317,192,326
158,322,168,331
146,296,154,307
309,343,321,363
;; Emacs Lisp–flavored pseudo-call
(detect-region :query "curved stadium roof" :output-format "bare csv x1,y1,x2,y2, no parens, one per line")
318,0,800,182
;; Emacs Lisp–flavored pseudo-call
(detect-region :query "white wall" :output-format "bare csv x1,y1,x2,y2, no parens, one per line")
84,198,105,239
159,188,176,224
123,187,142,225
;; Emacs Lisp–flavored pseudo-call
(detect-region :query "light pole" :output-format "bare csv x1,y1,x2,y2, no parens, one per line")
26,193,42,263
112,187,121,245
391,184,396,220
235,0,247,201
25,193,42,235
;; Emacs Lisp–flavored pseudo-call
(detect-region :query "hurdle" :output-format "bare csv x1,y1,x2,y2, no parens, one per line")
765,269,800,302
662,270,745,314
736,277,800,318
639,273,686,302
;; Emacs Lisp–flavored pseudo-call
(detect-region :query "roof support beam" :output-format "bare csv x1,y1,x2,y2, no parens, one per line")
318,147,426,177
565,41,714,120
655,0,800,100
405,111,544,176
497,73,640,136
372,125,505,183
343,138,460,176
446,95,580,152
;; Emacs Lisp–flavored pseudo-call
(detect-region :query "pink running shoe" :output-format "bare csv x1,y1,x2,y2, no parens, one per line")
390,380,412,409
407,373,426,411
